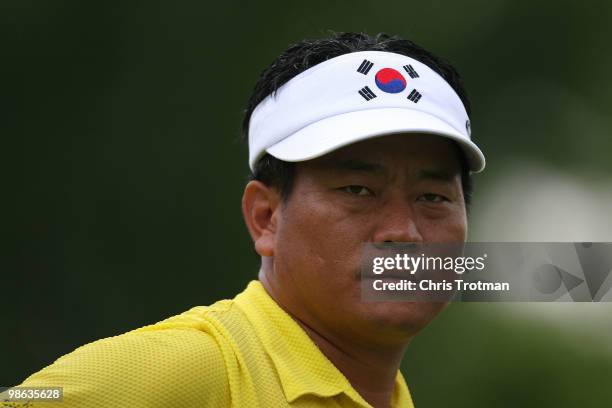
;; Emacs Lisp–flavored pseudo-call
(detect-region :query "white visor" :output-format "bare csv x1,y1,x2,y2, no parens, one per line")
248,50,485,172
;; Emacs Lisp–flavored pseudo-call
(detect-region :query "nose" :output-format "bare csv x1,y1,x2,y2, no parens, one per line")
371,199,423,243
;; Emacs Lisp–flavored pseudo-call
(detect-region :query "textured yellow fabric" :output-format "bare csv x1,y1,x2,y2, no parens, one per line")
11,281,414,407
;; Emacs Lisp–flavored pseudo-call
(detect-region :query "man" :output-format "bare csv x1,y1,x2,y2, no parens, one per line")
11,32,484,407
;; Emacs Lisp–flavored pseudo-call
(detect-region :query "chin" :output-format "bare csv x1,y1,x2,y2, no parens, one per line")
367,301,447,338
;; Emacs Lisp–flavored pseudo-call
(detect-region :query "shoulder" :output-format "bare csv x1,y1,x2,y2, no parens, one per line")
18,322,230,407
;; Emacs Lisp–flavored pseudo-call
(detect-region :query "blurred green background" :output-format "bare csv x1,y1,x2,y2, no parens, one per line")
6,0,612,406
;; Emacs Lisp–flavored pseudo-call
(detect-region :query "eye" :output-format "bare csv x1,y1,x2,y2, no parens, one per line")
341,185,374,196
418,193,448,203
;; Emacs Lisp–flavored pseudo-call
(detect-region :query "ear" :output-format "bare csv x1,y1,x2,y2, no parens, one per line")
242,180,281,257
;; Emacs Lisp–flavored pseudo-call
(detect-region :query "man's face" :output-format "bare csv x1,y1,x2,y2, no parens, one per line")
270,133,467,346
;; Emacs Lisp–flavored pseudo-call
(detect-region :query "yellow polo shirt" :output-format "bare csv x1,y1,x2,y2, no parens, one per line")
12,281,414,407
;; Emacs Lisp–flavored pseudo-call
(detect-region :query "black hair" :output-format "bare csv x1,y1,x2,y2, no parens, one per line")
242,32,473,209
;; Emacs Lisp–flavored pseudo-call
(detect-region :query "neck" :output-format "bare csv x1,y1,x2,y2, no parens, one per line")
259,264,408,408
295,317,407,408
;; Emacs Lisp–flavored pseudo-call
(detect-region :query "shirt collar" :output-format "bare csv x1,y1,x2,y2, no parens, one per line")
234,280,411,407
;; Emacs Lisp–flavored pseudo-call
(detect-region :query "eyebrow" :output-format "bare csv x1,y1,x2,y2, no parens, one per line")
417,169,457,182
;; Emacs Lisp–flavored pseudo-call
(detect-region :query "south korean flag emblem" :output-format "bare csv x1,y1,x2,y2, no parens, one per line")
356,59,422,104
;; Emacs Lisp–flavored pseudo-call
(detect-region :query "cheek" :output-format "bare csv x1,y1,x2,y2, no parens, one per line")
275,195,366,278
417,210,467,241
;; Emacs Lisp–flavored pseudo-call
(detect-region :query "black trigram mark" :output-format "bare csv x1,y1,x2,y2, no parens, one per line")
358,86,377,101
403,64,419,79
357,59,374,75
407,89,422,103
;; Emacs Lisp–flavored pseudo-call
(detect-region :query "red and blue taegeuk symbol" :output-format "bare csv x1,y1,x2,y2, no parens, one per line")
374,68,406,94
